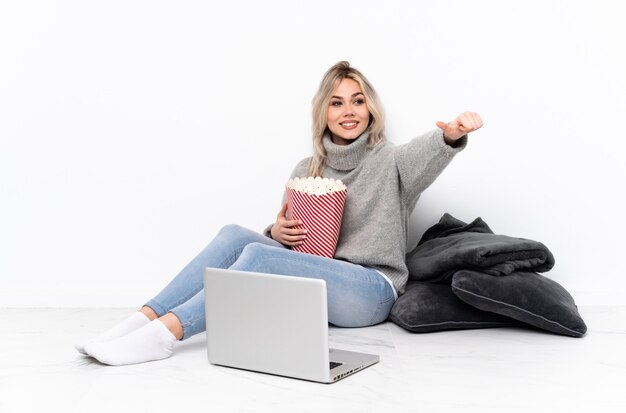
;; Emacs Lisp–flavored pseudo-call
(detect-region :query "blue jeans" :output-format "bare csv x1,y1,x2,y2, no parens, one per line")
144,224,396,340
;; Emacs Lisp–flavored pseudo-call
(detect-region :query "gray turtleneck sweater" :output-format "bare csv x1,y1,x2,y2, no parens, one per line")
264,128,467,294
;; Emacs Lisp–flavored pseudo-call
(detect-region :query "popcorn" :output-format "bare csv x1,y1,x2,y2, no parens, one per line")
286,177,346,196
285,177,347,259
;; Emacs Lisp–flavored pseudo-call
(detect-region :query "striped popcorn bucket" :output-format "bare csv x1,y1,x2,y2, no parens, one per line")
285,185,347,259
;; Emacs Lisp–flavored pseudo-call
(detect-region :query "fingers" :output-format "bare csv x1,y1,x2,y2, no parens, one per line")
276,226,308,246
435,120,448,130
283,233,308,246
284,218,302,228
473,112,483,128
457,111,483,132
273,205,308,246
283,226,307,235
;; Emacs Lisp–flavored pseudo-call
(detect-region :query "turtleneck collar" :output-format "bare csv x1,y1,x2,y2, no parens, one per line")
323,131,370,171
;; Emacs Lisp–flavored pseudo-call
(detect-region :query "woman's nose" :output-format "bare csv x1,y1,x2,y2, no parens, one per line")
343,104,355,116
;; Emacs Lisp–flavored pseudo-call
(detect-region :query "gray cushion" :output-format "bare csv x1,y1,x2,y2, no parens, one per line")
389,281,517,333
451,270,587,337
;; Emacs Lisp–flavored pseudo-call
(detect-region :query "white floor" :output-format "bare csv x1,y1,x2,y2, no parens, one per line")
1,306,625,413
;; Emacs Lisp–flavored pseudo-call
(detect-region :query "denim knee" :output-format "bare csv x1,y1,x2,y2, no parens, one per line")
217,223,247,239
230,242,269,272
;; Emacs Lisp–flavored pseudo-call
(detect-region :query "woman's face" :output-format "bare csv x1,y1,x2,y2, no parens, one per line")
327,78,370,145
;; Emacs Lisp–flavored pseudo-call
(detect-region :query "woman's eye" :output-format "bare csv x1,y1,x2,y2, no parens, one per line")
330,101,342,107
354,98,365,105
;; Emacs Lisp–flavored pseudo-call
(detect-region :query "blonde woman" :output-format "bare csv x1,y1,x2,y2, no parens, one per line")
75,61,483,366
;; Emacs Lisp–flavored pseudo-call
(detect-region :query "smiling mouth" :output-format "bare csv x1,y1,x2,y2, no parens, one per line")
340,121,359,129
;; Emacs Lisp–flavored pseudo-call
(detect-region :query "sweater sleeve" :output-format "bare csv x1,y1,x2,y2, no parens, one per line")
263,157,311,239
394,128,467,206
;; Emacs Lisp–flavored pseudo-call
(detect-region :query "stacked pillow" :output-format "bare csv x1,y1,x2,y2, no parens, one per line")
389,214,587,338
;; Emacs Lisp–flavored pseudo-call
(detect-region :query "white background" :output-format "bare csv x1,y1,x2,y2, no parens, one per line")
1,0,624,307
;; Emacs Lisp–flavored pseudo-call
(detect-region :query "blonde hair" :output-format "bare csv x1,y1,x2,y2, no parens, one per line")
308,61,386,177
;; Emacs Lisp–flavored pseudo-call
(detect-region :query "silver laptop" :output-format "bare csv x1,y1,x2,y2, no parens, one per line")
203,268,379,383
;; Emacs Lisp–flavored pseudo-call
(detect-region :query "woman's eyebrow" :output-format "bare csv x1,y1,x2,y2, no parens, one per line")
330,92,365,100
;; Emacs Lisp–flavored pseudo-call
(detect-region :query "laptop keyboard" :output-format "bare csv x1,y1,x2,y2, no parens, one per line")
330,361,343,370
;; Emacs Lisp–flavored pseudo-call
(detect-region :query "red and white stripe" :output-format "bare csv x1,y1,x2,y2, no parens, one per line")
286,187,347,259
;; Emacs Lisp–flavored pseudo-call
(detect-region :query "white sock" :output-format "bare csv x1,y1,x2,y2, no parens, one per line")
74,311,150,355
84,319,177,366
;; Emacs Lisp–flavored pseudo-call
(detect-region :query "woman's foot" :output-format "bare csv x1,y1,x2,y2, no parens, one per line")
74,311,151,355
85,319,177,366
